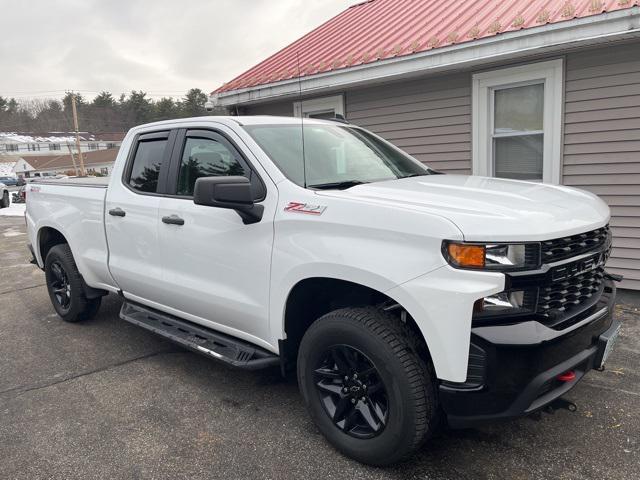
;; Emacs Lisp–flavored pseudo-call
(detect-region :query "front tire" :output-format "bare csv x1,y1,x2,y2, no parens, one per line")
297,307,438,466
45,244,101,322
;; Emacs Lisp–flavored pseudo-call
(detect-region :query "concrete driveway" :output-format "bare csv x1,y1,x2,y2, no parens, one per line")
1,216,638,479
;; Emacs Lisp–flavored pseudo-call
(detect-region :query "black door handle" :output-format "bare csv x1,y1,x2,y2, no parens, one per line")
109,208,126,217
162,215,185,226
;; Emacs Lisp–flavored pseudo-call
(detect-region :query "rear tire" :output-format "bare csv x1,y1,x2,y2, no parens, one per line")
45,244,101,322
297,307,438,466
0,190,9,208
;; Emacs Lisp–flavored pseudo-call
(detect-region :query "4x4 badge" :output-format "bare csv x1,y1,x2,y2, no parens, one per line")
284,202,327,215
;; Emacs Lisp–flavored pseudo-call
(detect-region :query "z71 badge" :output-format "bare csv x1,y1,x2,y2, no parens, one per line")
284,202,327,215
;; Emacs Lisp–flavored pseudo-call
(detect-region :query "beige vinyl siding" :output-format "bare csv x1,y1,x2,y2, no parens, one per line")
345,73,472,174
563,43,640,290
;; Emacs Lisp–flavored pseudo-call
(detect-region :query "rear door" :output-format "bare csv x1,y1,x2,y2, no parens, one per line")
155,126,276,343
105,130,176,304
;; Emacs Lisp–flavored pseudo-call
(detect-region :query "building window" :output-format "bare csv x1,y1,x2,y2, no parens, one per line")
106,142,117,149
293,94,345,120
4,144,19,152
100,167,109,175
49,143,61,151
472,59,563,184
88,142,99,150
28,143,41,151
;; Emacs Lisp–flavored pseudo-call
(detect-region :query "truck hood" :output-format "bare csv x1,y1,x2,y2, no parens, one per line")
316,175,610,241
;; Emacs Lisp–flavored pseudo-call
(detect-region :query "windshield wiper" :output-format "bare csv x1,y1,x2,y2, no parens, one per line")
400,169,442,179
308,180,368,190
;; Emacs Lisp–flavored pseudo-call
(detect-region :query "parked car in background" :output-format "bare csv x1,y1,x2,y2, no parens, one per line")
0,182,9,208
0,176,18,187
12,185,26,204
25,116,620,465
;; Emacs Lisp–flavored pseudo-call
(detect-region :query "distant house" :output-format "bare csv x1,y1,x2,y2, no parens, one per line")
0,161,15,177
0,132,124,157
211,0,640,291
12,148,119,178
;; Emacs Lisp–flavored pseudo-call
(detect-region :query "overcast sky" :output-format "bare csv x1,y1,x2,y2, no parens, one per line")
0,0,356,101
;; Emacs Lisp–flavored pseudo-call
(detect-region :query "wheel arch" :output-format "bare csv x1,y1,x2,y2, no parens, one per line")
37,226,70,265
278,276,433,374
37,226,108,300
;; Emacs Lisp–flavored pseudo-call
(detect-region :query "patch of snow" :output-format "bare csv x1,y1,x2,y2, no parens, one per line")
0,132,92,143
0,202,26,217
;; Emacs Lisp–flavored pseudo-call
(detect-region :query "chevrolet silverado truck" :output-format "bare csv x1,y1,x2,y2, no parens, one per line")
26,116,621,465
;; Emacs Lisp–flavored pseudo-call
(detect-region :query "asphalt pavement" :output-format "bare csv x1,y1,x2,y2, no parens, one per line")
0,216,638,479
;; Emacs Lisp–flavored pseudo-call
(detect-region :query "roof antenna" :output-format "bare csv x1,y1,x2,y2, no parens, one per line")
296,52,307,189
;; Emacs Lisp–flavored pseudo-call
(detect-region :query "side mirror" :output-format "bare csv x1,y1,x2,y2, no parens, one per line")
193,176,264,225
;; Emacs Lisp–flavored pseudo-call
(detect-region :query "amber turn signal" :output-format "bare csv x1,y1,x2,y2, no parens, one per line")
447,243,485,268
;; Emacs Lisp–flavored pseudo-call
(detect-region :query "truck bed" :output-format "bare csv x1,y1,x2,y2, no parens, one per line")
30,177,110,187
26,179,116,292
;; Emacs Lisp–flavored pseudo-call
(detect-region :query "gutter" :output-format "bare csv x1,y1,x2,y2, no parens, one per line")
213,7,640,107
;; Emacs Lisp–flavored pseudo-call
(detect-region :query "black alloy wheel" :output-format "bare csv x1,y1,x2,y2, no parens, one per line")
314,345,388,439
49,261,72,311
44,243,102,322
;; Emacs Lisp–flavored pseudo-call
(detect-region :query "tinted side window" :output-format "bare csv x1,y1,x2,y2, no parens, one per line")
129,139,168,192
177,137,247,196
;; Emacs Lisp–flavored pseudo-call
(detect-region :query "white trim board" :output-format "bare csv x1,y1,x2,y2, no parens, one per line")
472,59,564,185
293,95,345,118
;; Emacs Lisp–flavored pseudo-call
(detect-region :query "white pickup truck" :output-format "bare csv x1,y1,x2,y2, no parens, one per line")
26,116,620,465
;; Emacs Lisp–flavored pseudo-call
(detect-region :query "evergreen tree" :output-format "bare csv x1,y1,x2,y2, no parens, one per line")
181,88,208,117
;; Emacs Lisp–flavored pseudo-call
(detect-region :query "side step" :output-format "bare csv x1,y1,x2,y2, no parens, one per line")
119,301,280,370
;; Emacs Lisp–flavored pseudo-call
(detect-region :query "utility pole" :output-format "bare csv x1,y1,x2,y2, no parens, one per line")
66,143,79,176
70,93,85,176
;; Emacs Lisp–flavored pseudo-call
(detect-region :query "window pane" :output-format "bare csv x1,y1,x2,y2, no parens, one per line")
177,137,246,196
129,139,167,192
307,110,336,120
494,134,543,181
494,84,544,133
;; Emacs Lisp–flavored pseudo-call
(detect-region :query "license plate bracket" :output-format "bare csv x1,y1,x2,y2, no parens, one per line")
596,322,621,369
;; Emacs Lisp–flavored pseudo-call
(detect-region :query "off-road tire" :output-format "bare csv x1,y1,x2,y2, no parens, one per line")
297,307,438,466
0,190,9,208
45,244,101,322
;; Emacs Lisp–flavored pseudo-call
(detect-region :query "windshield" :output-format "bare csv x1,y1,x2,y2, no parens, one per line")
243,124,431,188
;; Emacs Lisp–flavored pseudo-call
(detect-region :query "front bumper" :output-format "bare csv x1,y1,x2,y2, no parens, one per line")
440,280,618,428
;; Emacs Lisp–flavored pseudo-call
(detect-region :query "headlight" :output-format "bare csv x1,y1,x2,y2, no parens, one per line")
443,241,540,271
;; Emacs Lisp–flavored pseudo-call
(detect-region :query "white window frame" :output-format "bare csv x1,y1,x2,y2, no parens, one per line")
472,59,563,184
293,94,345,118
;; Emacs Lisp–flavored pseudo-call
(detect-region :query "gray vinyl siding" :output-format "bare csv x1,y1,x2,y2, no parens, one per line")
243,101,293,117
563,43,640,291
345,73,472,174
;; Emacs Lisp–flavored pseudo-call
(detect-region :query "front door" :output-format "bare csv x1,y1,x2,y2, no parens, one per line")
155,126,276,345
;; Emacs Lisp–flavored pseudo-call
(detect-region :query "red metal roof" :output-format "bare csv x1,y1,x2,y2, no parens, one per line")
214,0,638,94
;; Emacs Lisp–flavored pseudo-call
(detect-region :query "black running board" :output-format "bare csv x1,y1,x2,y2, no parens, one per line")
119,301,280,370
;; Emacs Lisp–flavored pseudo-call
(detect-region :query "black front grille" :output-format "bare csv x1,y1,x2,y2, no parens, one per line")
541,225,610,264
537,266,605,327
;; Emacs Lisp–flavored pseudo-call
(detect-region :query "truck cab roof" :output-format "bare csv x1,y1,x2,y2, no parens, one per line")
131,115,348,132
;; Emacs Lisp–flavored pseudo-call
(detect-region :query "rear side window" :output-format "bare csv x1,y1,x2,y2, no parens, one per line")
177,137,247,196
129,139,168,192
